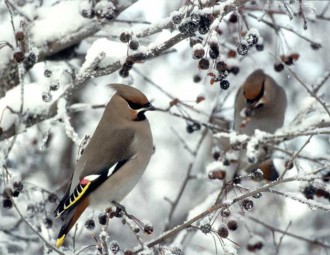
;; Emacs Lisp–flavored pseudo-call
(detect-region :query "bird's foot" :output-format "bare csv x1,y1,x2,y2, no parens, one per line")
112,201,154,234
111,201,127,218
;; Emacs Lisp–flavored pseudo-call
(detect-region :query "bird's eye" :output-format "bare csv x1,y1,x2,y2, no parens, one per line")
127,101,142,110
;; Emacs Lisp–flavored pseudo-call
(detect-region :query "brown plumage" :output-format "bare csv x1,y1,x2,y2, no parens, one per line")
233,70,287,180
54,84,155,247
234,69,287,136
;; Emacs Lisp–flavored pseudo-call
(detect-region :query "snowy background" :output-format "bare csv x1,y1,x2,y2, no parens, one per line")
0,0,330,255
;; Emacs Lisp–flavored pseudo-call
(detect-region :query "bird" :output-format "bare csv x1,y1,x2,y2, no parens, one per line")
234,69,287,136
54,84,155,248
233,69,287,180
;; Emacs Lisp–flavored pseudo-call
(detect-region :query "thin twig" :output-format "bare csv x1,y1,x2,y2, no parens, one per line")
279,134,313,179
134,170,324,253
274,221,292,255
8,194,66,255
283,65,330,117
248,13,322,47
248,216,330,249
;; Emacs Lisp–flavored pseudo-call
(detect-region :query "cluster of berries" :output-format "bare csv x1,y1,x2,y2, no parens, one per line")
12,28,37,67
274,53,300,72
2,179,23,209
41,69,60,102
81,2,117,20
117,32,140,78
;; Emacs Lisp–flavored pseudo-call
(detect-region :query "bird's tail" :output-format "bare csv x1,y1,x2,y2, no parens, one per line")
56,197,89,248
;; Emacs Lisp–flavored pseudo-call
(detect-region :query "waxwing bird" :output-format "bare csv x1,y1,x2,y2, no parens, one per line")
54,84,155,247
234,69,287,136
233,70,287,180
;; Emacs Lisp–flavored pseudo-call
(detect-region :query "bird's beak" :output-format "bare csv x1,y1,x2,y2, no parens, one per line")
248,97,265,109
137,103,156,114
254,98,266,108
144,102,156,111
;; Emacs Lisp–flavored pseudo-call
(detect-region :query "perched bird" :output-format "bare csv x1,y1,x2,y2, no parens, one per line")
233,69,287,180
54,84,155,247
234,69,287,136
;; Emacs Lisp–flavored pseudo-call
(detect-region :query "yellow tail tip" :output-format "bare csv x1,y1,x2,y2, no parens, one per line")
56,234,66,248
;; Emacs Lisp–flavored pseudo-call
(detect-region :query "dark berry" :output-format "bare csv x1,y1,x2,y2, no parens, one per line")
48,193,57,203
191,122,201,131
247,241,263,252
50,81,60,91
172,14,183,24
303,185,316,200
13,181,23,191
200,223,212,234
15,31,25,41
3,198,13,209
11,190,20,197
43,217,53,228
201,14,213,27
322,171,330,182
193,48,205,59
216,28,223,35
227,220,238,231
98,213,107,225
190,13,201,24
223,159,230,166
220,80,230,90
44,69,52,78
42,92,52,102
198,58,210,70
246,34,258,46
109,241,120,254
255,44,264,51
171,247,183,255
186,124,194,133
227,50,237,58
253,192,262,199
144,224,153,234
193,74,202,83
216,61,227,72
81,9,95,19
27,52,37,65
119,68,129,78
209,47,219,59
230,66,240,75
129,40,139,50
198,26,209,35
212,151,220,160
13,51,24,63
284,56,293,65
274,62,284,72
120,32,131,43
123,59,134,70
310,42,321,50
217,225,229,238
208,170,226,180
220,208,230,218
85,219,95,230
242,199,254,211
251,169,263,181
237,43,248,55
229,13,238,23
104,11,114,20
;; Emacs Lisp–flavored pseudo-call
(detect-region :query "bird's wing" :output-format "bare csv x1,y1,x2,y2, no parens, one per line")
54,159,128,218
54,127,136,218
